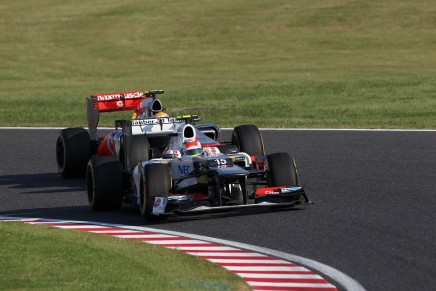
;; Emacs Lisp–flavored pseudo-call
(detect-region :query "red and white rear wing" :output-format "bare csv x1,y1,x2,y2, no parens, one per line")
86,89,164,140
90,90,163,113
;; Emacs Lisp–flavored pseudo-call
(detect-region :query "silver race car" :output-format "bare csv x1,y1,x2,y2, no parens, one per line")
56,90,310,220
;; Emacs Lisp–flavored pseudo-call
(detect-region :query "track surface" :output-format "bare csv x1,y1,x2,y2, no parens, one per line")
0,129,435,291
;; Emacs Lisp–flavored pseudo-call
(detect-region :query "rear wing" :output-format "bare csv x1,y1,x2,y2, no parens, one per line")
87,90,164,140
89,90,164,113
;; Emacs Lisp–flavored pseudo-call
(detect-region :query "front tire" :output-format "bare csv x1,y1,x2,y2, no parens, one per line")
56,128,91,178
139,163,171,221
266,153,299,187
231,125,265,156
86,156,123,211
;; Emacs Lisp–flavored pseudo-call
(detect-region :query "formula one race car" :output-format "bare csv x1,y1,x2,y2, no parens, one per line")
56,90,310,220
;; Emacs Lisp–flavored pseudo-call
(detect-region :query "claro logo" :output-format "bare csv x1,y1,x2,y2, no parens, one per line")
265,191,280,195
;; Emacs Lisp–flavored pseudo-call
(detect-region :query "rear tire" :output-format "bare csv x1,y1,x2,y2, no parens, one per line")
129,135,150,167
231,125,265,156
56,128,91,178
139,163,171,221
86,156,123,211
266,153,299,187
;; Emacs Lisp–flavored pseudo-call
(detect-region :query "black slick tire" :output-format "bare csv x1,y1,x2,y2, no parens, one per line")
56,128,91,178
266,153,299,187
231,124,265,156
139,163,171,221
130,135,150,167
86,156,123,211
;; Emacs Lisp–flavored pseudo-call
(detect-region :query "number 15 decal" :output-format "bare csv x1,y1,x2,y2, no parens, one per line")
215,158,227,165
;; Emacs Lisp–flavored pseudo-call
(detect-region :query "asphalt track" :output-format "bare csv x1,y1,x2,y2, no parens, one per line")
0,128,435,291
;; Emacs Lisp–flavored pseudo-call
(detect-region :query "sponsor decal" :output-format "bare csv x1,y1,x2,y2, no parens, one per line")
97,94,123,101
96,91,144,101
124,91,144,99
255,186,303,196
264,190,280,195
152,196,167,215
132,118,176,126
207,158,233,168
281,187,302,193
173,150,181,159
168,195,190,201
153,197,162,208
132,119,159,126
178,165,191,175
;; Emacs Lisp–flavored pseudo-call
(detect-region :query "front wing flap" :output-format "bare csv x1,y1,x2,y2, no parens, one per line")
150,186,311,217
254,186,310,204
171,200,305,216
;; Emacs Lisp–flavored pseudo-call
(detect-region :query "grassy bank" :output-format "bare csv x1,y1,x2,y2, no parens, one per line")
0,222,249,290
0,0,435,128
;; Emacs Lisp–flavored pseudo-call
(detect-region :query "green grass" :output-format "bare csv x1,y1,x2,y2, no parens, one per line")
0,222,249,290
0,0,435,128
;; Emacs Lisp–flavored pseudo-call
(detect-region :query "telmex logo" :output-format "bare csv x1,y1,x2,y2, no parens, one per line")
97,91,144,101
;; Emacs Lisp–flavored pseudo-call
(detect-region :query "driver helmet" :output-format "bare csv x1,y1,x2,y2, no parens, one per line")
184,140,203,156
154,111,169,118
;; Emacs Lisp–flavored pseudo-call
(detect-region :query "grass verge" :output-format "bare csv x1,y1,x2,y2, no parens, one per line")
0,222,249,290
0,0,435,129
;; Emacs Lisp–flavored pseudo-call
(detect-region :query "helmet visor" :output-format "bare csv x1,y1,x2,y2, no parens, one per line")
185,147,203,156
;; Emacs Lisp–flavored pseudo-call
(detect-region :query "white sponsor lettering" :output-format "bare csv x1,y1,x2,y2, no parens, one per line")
97,94,123,101
124,91,144,99
132,118,177,126
265,191,280,195
215,158,227,165
96,91,144,101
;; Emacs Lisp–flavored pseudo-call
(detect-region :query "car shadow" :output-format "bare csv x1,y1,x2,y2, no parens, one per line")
0,204,305,227
0,171,305,226
0,173,85,194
